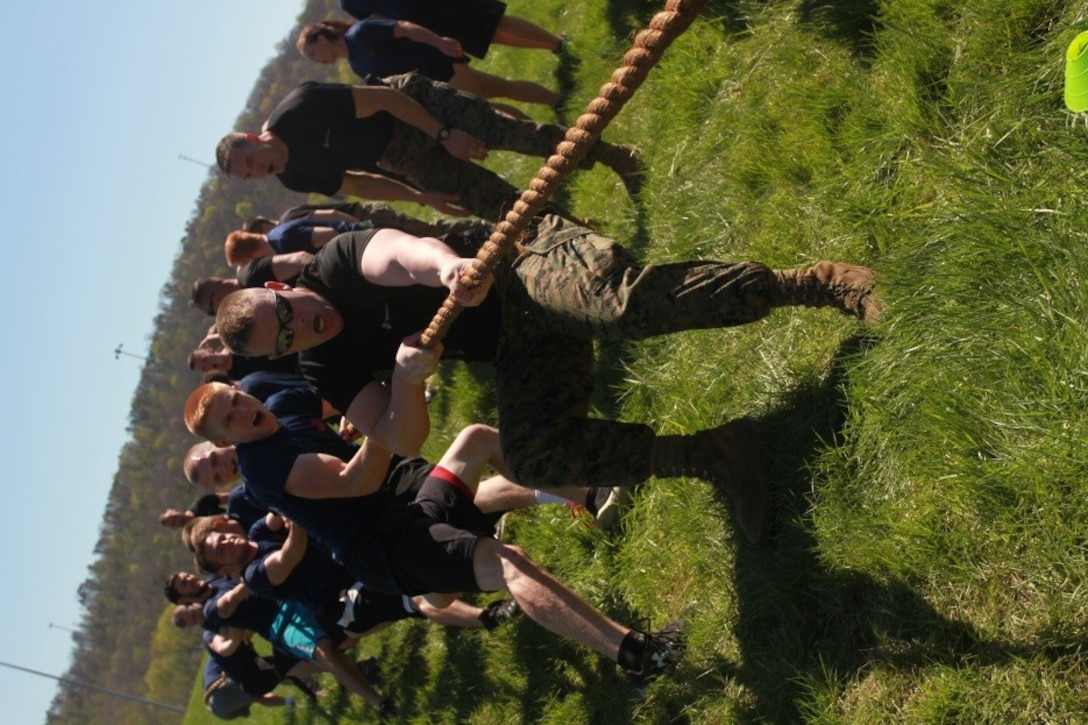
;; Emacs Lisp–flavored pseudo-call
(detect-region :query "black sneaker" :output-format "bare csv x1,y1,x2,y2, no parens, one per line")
356,657,382,684
479,599,521,630
626,620,687,686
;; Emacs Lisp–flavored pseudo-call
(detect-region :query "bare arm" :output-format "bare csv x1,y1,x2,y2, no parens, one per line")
350,84,488,161
393,20,463,58
343,373,429,455
284,440,392,500
338,172,469,217
358,229,494,305
305,337,438,461
215,583,250,619
305,209,362,224
307,226,344,249
260,520,308,587
208,632,244,657
269,252,314,281
199,324,221,350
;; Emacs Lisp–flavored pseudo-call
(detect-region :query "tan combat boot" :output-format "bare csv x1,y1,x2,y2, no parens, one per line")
651,417,773,544
774,262,881,322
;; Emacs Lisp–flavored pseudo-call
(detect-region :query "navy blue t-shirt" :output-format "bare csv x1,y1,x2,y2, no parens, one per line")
267,218,367,254
237,386,392,559
226,485,269,532
237,371,316,405
242,538,355,612
345,19,457,82
202,585,280,636
202,630,279,697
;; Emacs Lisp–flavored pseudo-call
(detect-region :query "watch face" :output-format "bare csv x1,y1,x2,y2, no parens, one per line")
438,127,450,141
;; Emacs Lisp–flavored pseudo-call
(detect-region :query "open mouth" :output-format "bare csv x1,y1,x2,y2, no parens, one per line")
314,315,325,334
251,411,262,427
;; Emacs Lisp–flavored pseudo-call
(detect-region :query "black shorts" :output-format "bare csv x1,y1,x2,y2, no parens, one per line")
337,585,424,633
340,467,496,596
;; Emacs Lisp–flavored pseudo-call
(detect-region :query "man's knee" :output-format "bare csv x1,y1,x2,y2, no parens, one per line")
473,537,530,591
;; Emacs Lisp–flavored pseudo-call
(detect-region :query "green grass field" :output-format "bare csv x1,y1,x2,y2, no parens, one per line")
184,0,1088,722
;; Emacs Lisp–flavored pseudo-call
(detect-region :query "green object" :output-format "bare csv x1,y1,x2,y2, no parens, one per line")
1065,31,1088,111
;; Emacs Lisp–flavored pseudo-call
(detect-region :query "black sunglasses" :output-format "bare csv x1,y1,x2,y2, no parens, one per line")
272,292,293,356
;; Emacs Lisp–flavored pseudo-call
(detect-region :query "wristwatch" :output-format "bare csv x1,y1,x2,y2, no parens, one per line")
436,126,451,141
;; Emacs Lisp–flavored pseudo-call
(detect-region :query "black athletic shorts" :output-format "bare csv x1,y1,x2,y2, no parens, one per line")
340,467,496,596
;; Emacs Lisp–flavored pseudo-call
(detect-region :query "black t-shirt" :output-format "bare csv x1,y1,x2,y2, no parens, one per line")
236,256,300,288
267,81,395,196
189,493,225,517
296,230,503,413
229,352,301,379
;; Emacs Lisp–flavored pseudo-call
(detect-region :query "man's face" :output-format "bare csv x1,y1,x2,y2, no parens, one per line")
246,288,344,357
171,572,209,603
201,531,251,571
205,280,241,316
302,36,338,64
227,140,285,181
193,349,233,374
203,387,279,444
189,445,240,489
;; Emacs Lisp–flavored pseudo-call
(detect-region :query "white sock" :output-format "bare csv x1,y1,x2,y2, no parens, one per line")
534,490,571,505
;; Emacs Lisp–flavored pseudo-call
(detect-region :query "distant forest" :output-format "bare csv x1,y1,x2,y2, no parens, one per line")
45,2,357,722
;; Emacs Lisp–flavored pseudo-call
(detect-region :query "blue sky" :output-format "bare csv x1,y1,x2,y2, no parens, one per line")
0,2,305,722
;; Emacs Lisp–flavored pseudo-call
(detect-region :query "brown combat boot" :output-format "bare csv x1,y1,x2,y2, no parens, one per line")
651,417,773,544
773,262,881,322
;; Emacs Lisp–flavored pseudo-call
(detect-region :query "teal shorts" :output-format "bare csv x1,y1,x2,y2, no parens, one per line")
268,601,327,661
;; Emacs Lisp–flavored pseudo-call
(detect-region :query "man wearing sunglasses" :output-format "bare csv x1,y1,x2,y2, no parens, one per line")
214,217,880,545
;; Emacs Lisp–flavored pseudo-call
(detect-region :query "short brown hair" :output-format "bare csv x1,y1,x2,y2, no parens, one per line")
191,277,234,316
215,132,248,175
216,290,263,355
184,383,231,440
297,19,350,54
182,515,227,573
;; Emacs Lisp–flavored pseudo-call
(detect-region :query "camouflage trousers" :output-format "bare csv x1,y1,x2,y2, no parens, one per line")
492,215,778,489
379,72,593,221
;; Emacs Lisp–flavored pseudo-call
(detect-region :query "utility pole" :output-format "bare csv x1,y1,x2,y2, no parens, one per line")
114,343,148,362
0,659,186,714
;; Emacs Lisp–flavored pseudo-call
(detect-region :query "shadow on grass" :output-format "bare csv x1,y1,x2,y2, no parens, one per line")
605,0,757,41
797,0,882,61
684,334,1065,723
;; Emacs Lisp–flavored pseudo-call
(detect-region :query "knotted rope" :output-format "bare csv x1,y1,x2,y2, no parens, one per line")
420,0,709,348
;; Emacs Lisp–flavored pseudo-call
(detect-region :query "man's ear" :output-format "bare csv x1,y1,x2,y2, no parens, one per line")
264,281,292,291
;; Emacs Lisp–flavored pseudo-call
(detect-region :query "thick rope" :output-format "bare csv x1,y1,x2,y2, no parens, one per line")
420,0,710,348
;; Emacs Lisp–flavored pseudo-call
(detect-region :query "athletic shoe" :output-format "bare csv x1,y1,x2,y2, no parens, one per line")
626,620,687,687
356,657,382,684
553,34,573,57
584,486,631,531
479,599,521,630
